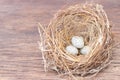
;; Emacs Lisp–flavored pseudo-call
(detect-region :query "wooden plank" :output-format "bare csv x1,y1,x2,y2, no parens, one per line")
0,0,120,80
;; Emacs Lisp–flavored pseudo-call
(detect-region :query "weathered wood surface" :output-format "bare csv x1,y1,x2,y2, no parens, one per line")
0,0,120,80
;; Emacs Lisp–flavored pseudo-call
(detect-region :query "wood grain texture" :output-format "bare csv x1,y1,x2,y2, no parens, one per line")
0,0,120,80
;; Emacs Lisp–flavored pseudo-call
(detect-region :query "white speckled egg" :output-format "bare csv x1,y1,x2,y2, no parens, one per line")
71,36,84,48
66,45,78,55
80,46,91,55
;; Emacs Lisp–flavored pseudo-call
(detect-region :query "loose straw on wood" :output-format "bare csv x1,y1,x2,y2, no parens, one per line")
38,3,113,79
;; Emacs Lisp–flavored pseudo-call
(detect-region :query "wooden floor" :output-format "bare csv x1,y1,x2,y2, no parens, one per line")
0,0,120,80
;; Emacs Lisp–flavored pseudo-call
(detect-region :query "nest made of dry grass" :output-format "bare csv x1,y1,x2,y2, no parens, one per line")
38,3,113,79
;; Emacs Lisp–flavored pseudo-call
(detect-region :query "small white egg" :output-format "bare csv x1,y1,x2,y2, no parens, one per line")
66,45,78,55
71,36,84,48
80,46,91,55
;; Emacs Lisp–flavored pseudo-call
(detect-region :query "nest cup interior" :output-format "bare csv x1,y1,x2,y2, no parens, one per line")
39,3,113,77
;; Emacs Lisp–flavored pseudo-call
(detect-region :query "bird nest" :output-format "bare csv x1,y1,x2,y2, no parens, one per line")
38,3,113,79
